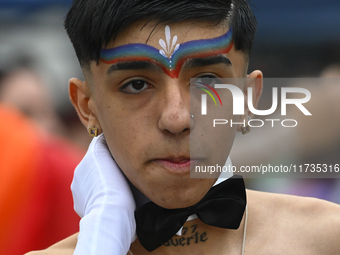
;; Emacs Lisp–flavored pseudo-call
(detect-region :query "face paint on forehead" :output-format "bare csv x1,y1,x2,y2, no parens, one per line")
100,26,233,78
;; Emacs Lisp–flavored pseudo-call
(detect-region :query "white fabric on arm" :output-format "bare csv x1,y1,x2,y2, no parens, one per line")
72,134,136,255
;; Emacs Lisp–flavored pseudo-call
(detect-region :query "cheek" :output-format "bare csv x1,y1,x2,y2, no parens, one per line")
191,94,236,167
214,97,238,159
100,109,142,156
95,95,155,166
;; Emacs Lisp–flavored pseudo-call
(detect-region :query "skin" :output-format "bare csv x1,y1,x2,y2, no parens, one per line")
26,191,340,255
26,19,340,255
69,20,262,209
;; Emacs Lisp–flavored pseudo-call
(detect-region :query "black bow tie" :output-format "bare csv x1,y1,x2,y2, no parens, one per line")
135,175,247,252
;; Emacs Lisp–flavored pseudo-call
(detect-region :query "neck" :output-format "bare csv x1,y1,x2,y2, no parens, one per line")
130,214,246,255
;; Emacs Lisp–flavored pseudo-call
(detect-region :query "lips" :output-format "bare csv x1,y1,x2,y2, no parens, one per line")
153,157,200,174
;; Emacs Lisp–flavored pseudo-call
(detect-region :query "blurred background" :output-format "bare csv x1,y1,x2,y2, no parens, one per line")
234,0,340,205
0,0,339,254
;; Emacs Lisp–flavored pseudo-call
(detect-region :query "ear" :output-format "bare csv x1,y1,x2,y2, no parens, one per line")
237,70,263,133
69,78,102,135
246,70,263,117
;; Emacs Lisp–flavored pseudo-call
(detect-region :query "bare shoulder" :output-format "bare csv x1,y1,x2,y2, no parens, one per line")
25,233,78,255
246,189,340,254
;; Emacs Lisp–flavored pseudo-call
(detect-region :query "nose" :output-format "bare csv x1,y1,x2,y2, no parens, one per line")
158,83,191,135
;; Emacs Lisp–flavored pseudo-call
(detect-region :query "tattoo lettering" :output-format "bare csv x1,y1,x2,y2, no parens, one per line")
163,224,208,247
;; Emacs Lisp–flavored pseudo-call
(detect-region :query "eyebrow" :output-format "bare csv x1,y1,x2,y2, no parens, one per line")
183,55,232,70
106,60,162,74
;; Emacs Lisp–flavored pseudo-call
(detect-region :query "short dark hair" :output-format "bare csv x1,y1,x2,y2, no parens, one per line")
64,0,257,68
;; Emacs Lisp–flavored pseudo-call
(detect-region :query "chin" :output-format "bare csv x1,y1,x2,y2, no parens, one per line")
156,199,202,210
149,180,214,209
161,200,201,210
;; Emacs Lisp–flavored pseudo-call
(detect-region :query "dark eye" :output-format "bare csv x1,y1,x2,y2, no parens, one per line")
195,74,221,88
121,79,150,94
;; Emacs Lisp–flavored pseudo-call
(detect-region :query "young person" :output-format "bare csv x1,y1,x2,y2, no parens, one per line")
27,0,340,254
